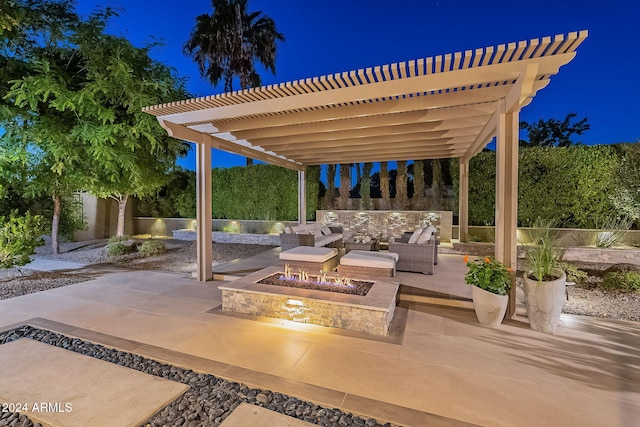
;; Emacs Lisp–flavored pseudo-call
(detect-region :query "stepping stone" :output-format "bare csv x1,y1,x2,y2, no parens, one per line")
0,339,187,427
220,403,314,427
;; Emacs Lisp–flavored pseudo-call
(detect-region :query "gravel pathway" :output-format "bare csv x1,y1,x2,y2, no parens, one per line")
0,326,396,427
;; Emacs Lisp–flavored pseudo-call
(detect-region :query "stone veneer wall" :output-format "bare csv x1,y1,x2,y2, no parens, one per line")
221,290,395,336
317,210,453,242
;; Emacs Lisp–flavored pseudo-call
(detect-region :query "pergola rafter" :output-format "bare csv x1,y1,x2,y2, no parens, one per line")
144,30,588,316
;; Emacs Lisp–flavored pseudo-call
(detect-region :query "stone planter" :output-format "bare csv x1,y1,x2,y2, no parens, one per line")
523,270,566,333
471,286,508,327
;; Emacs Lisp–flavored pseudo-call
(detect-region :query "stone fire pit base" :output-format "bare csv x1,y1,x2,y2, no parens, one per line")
219,266,399,335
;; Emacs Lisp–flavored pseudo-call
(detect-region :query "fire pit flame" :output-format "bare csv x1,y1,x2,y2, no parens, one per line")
279,263,355,289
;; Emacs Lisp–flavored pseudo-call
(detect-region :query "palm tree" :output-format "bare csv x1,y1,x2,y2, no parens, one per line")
184,0,284,165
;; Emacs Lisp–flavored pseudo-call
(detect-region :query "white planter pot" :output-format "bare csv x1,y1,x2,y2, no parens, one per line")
471,286,508,327
523,270,566,333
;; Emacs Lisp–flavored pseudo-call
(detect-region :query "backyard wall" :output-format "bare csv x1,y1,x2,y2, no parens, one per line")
73,192,135,240
317,210,453,242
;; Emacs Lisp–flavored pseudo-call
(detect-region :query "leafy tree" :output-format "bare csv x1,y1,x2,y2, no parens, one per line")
1,0,85,253
184,0,284,165
520,113,590,147
5,9,190,238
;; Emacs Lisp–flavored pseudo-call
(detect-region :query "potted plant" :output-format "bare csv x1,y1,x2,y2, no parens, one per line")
464,255,512,327
522,221,566,333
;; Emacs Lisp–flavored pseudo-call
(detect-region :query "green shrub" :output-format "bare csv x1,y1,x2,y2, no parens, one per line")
106,242,129,256
600,271,640,292
108,235,131,244
0,211,45,268
138,240,166,257
559,262,588,285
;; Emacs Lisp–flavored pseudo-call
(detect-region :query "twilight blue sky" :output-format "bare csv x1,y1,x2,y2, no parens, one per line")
75,0,640,171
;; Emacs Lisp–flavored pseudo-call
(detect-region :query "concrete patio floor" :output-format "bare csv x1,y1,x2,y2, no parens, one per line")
1,253,638,427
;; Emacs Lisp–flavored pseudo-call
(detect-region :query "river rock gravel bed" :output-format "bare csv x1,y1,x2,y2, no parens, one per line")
0,326,395,427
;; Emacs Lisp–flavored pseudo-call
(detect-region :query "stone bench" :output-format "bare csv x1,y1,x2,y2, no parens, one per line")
279,246,339,273
337,250,399,277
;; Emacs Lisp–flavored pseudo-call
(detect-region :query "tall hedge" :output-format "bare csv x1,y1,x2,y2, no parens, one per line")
211,164,319,221
468,144,624,228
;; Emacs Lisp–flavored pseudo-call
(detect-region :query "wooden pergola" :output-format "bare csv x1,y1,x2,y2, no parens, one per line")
144,30,587,312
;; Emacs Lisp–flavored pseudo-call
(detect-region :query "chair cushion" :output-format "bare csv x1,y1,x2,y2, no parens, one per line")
340,251,396,269
348,250,399,262
408,228,424,244
280,246,338,262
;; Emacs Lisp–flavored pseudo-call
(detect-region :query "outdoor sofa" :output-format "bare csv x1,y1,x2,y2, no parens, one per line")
388,226,438,275
280,224,344,251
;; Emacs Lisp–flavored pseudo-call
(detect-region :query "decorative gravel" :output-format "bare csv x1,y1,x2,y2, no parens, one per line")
0,326,396,427
0,269,92,301
34,239,274,275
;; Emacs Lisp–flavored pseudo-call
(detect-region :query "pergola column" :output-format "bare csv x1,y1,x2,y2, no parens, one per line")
458,160,469,242
298,169,307,225
495,98,519,315
196,143,213,282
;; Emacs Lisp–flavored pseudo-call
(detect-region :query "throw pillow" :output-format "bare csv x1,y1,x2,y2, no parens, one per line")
311,226,324,237
284,226,293,234
417,229,432,244
407,228,424,244
320,225,332,235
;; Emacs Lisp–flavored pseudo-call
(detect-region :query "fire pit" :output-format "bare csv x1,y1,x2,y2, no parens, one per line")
257,264,374,296
219,266,399,335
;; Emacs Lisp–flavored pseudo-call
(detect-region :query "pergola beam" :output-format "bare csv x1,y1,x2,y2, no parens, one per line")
183,85,515,132
250,120,488,147
160,53,576,125
219,105,495,141
159,120,304,171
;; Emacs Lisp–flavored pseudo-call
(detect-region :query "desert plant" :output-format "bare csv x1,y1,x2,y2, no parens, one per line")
138,240,166,257
524,220,563,281
0,211,45,268
600,271,640,292
594,217,632,248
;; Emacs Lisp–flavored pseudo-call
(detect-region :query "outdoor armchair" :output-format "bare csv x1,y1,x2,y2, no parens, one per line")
388,229,438,274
